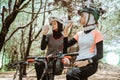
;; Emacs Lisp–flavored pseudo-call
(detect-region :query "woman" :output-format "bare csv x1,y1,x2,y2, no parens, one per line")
64,7,103,80
35,16,70,80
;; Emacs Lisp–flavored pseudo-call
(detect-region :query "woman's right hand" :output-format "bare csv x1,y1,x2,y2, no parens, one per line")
42,25,50,35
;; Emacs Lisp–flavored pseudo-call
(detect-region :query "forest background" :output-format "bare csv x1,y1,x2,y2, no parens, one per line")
0,0,120,77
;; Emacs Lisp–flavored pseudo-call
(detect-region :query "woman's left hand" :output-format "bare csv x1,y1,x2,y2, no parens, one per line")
62,57,70,65
74,60,89,67
63,22,73,37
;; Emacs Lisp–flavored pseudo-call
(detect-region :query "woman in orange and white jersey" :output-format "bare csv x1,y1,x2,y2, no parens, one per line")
64,7,103,80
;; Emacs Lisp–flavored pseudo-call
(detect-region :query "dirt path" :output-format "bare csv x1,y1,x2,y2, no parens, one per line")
0,63,120,80
0,69,120,80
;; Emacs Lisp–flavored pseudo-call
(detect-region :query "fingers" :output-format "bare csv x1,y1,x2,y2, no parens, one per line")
74,61,83,67
42,25,50,35
68,22,73,28
73,62,76,66
46,54,53,61
62,58,70,65
73,62,78,67
63,22,73,37
66,22,73,29
42,25,49,30
74,60,89,67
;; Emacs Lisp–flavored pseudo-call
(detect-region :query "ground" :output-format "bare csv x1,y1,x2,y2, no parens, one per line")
0,62,120,80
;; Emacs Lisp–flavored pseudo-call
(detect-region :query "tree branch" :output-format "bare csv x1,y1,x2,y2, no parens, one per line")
32,0,47,41
18,0,31,10
5,16,37,43
8,0,12,14
19,7,62,14
5,0,42,43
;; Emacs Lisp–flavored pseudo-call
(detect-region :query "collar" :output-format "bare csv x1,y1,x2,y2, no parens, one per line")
83,25,96,31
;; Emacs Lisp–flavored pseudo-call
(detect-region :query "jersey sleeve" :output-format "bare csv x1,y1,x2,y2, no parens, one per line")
73,31,81,41
94,30,103,44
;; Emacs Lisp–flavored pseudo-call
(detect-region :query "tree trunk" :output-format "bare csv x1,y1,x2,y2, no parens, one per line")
22,0,34,75
0,11,18,51
22,0,46,75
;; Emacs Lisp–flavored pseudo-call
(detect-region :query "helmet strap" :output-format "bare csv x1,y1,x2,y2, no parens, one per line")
83,25,96,31
83,13,97,31
85,22,97,27
85,13,90,26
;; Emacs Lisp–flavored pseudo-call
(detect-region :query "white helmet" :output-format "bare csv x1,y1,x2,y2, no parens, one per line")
49,16,63,25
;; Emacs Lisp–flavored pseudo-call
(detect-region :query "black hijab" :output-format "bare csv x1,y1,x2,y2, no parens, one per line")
53,21,63,39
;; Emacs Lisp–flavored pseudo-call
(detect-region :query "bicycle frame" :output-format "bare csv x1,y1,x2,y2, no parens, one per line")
29,56,57,80
11,61,28,80
27,52,78,80
11,52,78,80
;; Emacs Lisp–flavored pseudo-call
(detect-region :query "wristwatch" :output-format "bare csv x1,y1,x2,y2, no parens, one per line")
88,58,93,64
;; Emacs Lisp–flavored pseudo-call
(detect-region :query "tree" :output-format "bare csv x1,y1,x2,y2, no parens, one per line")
0,0,120,71
0,0,31,51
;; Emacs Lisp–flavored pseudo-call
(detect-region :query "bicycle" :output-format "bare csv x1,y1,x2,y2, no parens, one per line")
11,52,78,80
10,61,28,80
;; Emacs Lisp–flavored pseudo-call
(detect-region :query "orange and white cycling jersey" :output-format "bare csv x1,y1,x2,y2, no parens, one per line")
74,29,103,61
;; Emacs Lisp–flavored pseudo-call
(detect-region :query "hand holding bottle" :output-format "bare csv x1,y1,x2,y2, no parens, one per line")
63,22,73,37
42,25,50,35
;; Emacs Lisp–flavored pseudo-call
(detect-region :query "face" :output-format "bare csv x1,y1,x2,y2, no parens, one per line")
51,20,58,31
79,13,86,26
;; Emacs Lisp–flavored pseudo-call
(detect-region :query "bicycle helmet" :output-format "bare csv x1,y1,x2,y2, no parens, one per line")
49,16,63,32
78,7,100,22
49,16,63,25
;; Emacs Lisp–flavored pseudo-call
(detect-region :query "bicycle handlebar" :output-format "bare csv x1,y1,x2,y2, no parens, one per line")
27,52,78,60
27,56,46,59
10,61,28,67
